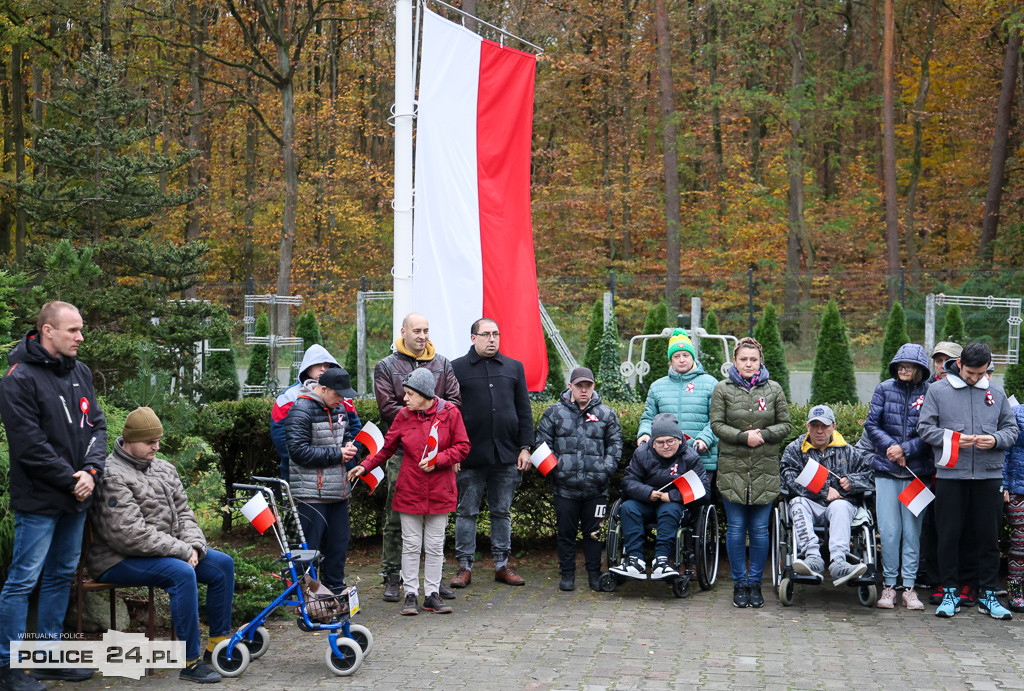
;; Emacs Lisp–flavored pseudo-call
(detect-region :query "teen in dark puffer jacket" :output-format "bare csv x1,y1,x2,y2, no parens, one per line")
535,367,623,592
864,343,932,610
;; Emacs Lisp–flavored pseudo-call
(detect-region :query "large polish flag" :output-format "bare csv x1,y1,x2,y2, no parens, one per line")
411,9,547,391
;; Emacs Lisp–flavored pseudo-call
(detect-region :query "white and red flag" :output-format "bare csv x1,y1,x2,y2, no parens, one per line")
421,422,440,468
937,429,960,468
358,466,386,494
354,421,385,458
410,10,546,390
530,442,558,476
671,471,706,504
796,459,830,494
241,493,276,534
898,478,935,517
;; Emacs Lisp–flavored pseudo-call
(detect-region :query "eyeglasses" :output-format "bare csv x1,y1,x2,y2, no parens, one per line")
896,364,916,372
652,438,681,448
474,332,500,339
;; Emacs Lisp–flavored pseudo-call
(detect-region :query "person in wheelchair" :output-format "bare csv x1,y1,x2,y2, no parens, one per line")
780,405,874,586
610,414,709,580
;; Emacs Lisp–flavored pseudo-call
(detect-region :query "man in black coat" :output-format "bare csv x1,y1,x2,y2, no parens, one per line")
449,318,534,588
0,302,106,690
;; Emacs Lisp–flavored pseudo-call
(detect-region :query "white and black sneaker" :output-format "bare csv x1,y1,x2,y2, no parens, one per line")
610,555,647,579
829,559,868,587
792,554,825,581
650,556,679,580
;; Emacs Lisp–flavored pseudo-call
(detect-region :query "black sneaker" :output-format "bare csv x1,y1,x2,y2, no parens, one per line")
748,583,764,608
401,593,419,616
179,660,221,684
587,570,602,592
1,665,47,691
733,583,749,608
422,592,453,614
959,585,977,607
559,572,575,591
28,668,93,682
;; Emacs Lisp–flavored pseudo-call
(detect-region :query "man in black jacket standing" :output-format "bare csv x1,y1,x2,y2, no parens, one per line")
450,318,534,588
0,302,106,691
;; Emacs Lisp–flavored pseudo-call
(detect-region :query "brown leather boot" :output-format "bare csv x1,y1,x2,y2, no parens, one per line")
450,566,472,589
494,564,525,586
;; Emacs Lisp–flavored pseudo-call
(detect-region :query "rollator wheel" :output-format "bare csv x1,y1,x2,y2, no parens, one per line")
348,624,374,657
598,573,618,592
325,638,363,676
858,584,878,608
672,578,690,599
246,626,270,660
210,639,251,678
778,577,794,607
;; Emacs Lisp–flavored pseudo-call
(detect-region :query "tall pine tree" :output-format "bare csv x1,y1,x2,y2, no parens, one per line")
699,310,725,381
583,300,604,374
943,304,967,344
641,300,670,391
245,313,271,394
880,302,910,381
754,303,790,401
596,317,635,402
810,300,858,405
295,310,323,351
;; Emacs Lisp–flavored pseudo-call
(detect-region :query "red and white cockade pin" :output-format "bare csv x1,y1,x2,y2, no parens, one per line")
912,395,925,410
79,397,94,427
586,413,599,422
758,397,767,412
685,382,694,393
986,390,995,406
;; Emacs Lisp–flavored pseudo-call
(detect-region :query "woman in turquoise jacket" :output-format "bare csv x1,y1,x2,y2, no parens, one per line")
637,329,719,477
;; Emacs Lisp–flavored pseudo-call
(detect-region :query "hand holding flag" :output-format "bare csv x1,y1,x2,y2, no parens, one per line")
795,459,831,494
529,443,558,476
355,466,385,494
658,471,706,504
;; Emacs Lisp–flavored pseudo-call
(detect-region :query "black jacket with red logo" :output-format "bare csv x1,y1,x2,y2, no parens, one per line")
0,330,106,514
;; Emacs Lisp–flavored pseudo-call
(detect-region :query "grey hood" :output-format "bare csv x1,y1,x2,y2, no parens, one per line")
297,344,340,382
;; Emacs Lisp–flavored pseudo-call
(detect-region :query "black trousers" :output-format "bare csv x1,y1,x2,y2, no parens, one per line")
919,500,979,588
934,479,1002,591
554,495,607,574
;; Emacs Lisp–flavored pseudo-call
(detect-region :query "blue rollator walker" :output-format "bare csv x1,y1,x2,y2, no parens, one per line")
211,477,373,678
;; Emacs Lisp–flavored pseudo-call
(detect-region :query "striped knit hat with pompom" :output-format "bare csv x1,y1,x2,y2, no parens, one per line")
667,328,696,360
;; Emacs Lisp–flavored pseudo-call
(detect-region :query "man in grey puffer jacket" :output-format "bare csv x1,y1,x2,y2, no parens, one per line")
918,343,1019,619
535,367,622,592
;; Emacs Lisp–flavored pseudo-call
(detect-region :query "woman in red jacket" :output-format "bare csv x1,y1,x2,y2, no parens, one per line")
349,368,470,615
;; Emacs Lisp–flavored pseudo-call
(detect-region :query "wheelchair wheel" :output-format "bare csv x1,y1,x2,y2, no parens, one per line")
245,626,270,660
778,577,794,606
348,624,374,657
858,584,878,608
604,499,623,572
325,638,363,677
210,639,251,678
598,573,618,592
695,504,719,591
770,502,787,588
672,577,690,599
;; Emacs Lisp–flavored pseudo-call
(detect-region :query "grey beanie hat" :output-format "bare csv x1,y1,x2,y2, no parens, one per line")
650,413,683,441
403,368,436,399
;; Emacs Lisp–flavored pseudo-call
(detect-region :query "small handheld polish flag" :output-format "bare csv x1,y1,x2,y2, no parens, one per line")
937,429,960,468
241,493,276,534
359,466,386,494
670,471,706,504
795,459,830,494
530,442,558,476
898,478,935,517
355,421,385,458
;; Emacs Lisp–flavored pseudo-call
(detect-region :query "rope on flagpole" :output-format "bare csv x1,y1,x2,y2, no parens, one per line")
424,0,545,54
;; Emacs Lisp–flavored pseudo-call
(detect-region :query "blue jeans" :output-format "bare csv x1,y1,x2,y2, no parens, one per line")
297,500,350,590
101,549,235,662
875,476,924,588
0,510,87,666
722,499,772,586
619,500,685,559
455,463,522,567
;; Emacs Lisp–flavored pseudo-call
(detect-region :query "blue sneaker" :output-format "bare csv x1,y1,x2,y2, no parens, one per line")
977,590,1013,620
935,587,960,618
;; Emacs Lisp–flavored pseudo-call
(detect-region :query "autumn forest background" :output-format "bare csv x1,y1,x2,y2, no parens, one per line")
2,0,1024,387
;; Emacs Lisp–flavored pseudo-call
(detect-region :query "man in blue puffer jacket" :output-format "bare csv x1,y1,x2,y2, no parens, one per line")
637,329,719,478
863,343,931,610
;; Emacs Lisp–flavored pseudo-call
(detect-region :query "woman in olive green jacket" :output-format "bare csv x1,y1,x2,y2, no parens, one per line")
709,337,791,609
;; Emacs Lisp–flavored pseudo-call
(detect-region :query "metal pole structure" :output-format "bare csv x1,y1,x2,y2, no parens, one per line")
392,0,415,342
924,293,936,359
603,292,613,329
357,291,368,395
690,296,702,358
609,270,616,307
748,267,754,337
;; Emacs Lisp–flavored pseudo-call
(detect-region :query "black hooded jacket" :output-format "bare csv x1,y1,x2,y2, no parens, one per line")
0,331,106,514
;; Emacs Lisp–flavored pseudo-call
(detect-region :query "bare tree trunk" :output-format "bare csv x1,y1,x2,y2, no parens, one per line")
184,2,208,299
619,0,637,262
708,1,724,213
275,60,297,376
12,43,27,264
882,0,899,305
785,1,813,342
655,0,680,309
904,0,941,288
243,71,258,288
979,26,1022,264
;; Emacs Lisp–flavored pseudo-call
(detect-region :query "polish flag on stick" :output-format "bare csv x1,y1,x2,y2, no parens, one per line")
666,471,706,505
358,466,386,495
937,429,960,468
795,459,830,494
530,442,558,476
421,422,440,468
898,477,935,517
355,421,385,458
241,493,276,534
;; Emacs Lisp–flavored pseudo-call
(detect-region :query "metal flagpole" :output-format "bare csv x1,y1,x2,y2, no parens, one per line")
392,0,415,341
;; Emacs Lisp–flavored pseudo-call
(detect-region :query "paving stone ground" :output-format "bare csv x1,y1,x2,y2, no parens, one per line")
61,552,1024,691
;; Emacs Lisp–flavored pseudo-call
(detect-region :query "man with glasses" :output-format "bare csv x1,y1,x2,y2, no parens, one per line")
918,343,1019,619
450,318,534,588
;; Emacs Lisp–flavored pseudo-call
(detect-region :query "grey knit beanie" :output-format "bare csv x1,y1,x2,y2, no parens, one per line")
403,368,436,399
650,413,683,440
